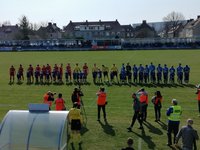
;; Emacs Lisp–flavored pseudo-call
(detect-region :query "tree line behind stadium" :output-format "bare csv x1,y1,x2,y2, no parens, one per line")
9,62,190,85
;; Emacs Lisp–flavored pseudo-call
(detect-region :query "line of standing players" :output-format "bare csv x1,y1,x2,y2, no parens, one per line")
91,62,190,85
9,62,190,85
118,62,190,84
9,63,89,85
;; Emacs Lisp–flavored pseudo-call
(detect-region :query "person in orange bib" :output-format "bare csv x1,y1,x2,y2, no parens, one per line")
43,91,55,110
195,84,200,116
55,93,66,110
96,87,107,121
137,88,148,121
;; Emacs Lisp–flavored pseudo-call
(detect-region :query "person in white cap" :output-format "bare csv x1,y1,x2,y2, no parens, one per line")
175,119,199,150
166,99,182,146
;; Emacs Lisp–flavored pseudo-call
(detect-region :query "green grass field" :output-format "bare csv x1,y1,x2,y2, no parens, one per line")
0,50,200,150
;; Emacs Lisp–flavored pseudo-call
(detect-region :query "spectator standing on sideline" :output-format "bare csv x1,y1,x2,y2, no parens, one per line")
127,93,143,131
175,119,199,150
71,88,84,109
55,93,66,110
121,137,135,150
195,84,200,117
151,91,163,122
166,99,182,146
43,91,55,110
137,88,148,121
96,87,107,121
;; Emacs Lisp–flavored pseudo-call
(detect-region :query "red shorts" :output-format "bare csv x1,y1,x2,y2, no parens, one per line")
10,73,14,76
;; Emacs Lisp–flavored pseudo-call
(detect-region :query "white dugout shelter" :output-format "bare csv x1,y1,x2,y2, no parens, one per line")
0,104,69,150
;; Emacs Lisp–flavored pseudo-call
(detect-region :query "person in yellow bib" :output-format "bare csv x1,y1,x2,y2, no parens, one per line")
166,99,182,146
68,102,83,149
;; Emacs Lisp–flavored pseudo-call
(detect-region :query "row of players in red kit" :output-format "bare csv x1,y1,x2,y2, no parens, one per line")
9,63,89,84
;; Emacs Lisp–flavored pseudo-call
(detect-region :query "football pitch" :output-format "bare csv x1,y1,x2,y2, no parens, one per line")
0,50,200,150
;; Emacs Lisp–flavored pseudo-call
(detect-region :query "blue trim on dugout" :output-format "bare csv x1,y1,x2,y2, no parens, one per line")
26,114,38,150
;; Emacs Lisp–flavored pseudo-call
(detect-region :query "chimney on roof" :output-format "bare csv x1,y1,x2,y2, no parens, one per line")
48,22,52,26
99,20,101,22
53,23,56,26
197,15,200,19
115,19,118,22
70,20,72,23
142,20,147,24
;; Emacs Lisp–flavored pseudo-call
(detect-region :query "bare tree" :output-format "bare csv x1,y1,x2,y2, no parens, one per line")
38,21,48,28
2,20,11,26
163,11,185,38
30,23,40,31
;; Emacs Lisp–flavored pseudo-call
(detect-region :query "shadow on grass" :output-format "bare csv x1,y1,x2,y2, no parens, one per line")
98,120,115,136
132,129,156,149
81,126,89,135
157,121,168,131
143,121,163,135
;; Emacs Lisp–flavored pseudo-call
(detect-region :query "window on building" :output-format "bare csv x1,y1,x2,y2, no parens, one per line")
106,32,110,36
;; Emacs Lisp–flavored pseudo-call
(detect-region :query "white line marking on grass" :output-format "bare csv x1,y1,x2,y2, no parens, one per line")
138,137,142,150
88,96,97,107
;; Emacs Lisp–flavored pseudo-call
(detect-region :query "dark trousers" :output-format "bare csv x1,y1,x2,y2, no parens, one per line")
167,121,179,144
130,111,143,127
154,105,161,120
143,104,148,121
198,101,200,113
97,105,106,120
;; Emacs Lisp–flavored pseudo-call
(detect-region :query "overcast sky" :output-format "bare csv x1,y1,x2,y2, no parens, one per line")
1,0,200,28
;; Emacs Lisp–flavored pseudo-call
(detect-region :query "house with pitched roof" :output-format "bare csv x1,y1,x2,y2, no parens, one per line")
133,20,157,38
37,22,62,39
0,24,20,40
63,19,133,40
179,16,200,38
121,25,135,38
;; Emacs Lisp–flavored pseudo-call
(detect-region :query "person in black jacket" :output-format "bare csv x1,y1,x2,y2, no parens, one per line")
71,87,84,109
151,91,162,122
127,93,143,131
